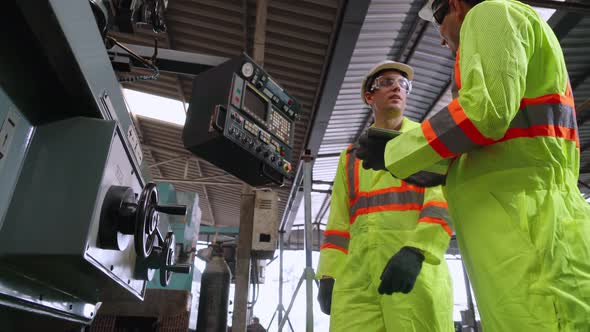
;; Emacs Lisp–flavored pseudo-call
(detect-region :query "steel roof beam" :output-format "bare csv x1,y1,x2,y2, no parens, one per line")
280,0,371,234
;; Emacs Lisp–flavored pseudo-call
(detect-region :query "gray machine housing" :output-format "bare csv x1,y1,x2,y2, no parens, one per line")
0,0,168,324
0,117,146,302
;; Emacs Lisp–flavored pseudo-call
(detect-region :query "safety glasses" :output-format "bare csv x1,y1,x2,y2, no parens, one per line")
371,76,412,95
433,1,450,26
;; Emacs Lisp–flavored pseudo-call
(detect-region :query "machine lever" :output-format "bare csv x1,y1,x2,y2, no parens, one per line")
164,263,192,274
155,204,187,216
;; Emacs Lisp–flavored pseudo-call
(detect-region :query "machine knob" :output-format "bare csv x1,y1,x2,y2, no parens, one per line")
270,155,276,162
255,146,262,153
263,151,270,158
278,160,284,167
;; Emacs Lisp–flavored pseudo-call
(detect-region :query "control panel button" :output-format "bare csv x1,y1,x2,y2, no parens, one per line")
283,162,292,172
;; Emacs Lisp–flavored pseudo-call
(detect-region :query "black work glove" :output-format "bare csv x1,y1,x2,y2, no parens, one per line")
403,171,447,187
317,277,335,315
378,246,424,295
355,131,388,171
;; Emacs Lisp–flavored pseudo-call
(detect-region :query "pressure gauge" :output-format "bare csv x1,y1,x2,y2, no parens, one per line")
241,62,254,78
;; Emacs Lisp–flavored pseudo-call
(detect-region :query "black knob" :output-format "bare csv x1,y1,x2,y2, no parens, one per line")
155,204,187,216
255,146,262,153
278,160,284,167
263,151,269,158
270,155,276,162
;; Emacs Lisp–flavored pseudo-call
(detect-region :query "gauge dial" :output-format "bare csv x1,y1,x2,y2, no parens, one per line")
241,62,254,78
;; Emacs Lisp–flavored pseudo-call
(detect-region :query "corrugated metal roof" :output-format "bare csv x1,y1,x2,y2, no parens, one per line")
117,0,341,233
290,2,590,231
116,0,590,240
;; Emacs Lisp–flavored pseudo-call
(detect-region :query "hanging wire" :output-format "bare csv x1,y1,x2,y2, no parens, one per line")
107,36,160,82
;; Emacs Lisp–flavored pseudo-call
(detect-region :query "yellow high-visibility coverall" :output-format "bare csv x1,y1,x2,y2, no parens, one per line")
385,0,590,330
317,118,454,332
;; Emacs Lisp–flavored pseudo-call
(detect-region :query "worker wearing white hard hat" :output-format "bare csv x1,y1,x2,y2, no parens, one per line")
356,0,590,330
316,60,454,331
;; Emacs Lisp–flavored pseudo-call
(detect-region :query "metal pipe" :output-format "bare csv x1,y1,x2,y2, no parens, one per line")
278,231,284,332
231,186,255,331
303,153,314,332
462,261,478,332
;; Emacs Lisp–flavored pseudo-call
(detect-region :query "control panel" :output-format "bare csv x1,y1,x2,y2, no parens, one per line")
225,109,293,176
183,53,300,186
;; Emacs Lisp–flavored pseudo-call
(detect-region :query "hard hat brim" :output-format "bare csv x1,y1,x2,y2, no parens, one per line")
419,0,436,22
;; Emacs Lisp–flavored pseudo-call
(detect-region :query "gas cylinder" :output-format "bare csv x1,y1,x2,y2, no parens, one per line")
196,242,232,332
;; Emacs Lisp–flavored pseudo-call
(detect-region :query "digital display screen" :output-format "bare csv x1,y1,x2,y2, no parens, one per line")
243,87,268,121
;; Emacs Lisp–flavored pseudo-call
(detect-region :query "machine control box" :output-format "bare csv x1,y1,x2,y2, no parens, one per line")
183,53,299,186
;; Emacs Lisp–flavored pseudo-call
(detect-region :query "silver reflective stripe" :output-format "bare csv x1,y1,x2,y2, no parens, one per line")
512,104,576,129
346,149,357,201
420,206,450,223
429,106,478,154
349,190,424,218
429,102,577,155
324,234,350,250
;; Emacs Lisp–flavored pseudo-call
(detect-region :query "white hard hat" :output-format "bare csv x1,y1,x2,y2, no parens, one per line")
419,0,438,22
361,60,414,104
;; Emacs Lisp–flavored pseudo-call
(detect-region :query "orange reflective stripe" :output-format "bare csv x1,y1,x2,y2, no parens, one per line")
454,50,461,90
324,230,350,238
448,99,496,145
350,203,422,224
402,181,426,193
418,216,453,237
426,89,578,157
502,126,578,145
521,93,575,108
354,159,360,197
422,119,456,158
345,145,354,200
320,243,348,254
323,229,350,252
422,201,448,209
356,185,425,197
420,201,451,236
